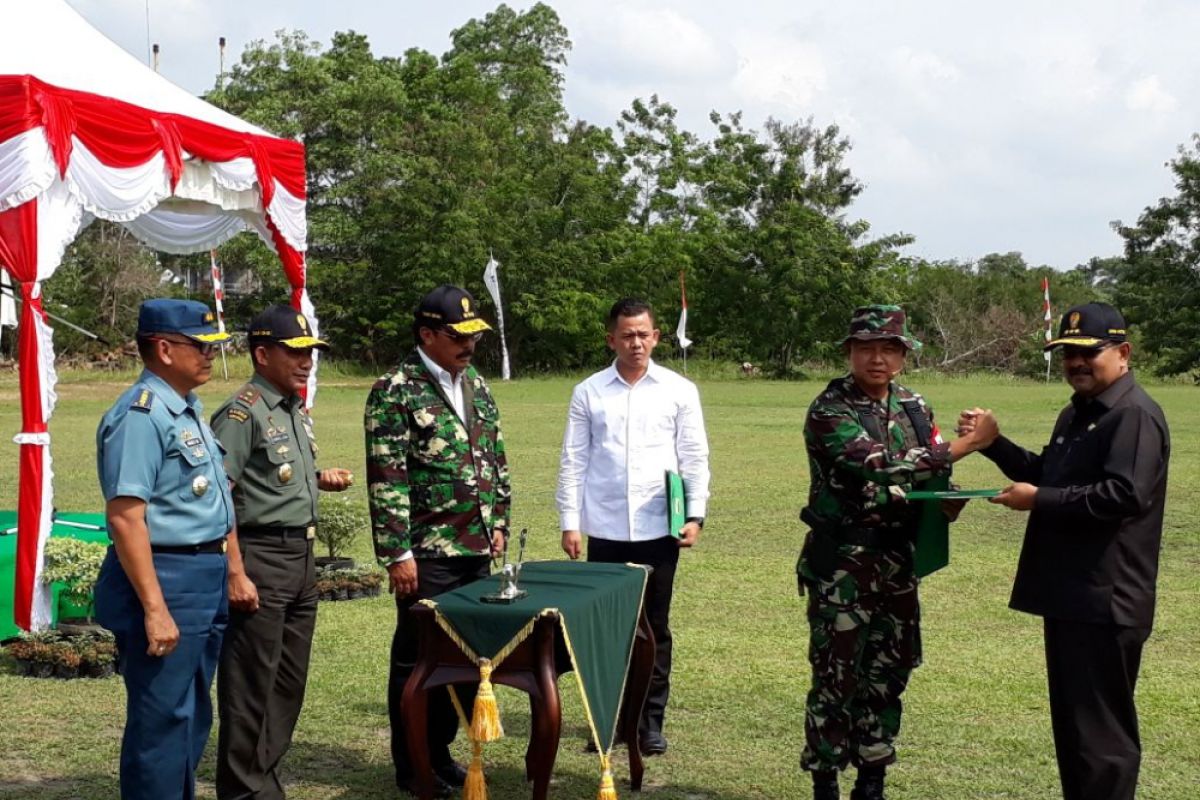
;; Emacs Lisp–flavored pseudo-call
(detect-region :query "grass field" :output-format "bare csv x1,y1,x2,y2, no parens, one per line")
0,365,1197,799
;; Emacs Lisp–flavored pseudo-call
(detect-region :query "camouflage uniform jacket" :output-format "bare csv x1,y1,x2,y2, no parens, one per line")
802,375,951,533
365,351,511,563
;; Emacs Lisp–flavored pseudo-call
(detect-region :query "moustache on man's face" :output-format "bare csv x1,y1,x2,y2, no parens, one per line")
1068,367,1093,378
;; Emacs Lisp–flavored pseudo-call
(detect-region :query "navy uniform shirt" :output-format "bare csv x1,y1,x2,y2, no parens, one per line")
97,369,234,545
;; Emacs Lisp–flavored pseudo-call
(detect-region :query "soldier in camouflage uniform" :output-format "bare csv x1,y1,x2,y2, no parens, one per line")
365,285,510,798
797,305,990,800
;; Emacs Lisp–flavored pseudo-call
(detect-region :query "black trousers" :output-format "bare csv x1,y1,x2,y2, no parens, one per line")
216,533,316,800
588,536,679,735
389,556,490,783
1043,617,1152,800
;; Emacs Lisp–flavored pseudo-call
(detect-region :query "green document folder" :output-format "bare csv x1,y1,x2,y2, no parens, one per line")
666,470,686,539
907,488,1000,500
913,474,951,578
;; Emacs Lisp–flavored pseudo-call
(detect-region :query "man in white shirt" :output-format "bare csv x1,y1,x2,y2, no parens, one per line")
557,298,711,756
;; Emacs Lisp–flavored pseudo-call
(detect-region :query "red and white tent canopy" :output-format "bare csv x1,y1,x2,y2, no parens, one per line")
0,0,314,630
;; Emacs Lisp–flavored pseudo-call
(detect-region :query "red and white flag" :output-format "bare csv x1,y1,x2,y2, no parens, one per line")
676,271,692,350
1042,276,1052,363
209,250,227,334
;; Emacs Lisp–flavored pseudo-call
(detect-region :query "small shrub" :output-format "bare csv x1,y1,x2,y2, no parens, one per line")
316,496,368,560
41,537,108,620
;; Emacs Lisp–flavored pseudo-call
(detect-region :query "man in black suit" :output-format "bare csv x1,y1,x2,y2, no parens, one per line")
959,302,1170,800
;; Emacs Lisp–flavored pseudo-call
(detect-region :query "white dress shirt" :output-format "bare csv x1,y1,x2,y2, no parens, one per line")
557,360,711,541
418,346,465,421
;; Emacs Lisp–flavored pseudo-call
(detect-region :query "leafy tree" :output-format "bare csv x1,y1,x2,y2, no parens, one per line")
1115,135,1200,376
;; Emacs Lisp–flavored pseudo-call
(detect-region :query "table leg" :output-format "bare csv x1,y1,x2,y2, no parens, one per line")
530,622,562,800
402,620,437,800
624,612,655,792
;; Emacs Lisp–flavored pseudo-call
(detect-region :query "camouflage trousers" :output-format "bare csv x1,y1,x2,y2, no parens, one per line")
799,545,922,772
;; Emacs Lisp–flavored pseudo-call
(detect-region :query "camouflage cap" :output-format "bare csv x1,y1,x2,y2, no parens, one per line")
841,304,922,351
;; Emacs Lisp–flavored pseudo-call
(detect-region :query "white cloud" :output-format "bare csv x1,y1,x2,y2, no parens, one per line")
1125,75,1178,114
573,4,735,82
731,32,826,111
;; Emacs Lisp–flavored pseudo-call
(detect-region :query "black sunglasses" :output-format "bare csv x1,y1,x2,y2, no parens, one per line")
1060,342,1118,360
437,328,483,344
151,336,218,357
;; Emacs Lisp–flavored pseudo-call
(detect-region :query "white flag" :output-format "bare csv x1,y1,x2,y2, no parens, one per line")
482,254,511,380
0,268,16,330
1042,276,1052,364
676,271,692,350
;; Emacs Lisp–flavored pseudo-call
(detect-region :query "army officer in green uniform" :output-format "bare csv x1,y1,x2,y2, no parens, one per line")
211,305,353,800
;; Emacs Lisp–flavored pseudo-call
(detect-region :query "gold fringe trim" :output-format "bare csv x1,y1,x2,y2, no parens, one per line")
559,563,651,759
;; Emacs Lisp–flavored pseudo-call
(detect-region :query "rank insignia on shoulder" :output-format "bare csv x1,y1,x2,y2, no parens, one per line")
227,408,250,423
130,389,154,413
236,385,261,407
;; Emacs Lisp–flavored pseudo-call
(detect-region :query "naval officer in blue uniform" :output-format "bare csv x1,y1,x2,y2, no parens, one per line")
94,298,235,800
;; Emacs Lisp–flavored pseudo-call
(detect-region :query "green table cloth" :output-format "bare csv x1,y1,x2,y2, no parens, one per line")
421,560,649,798
0,511,108,640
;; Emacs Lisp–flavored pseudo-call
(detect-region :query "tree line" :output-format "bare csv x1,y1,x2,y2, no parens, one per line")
35,4,1200,379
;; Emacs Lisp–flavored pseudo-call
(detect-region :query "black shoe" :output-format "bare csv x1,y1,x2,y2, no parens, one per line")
585,733,627,753
433,760,468,788
811,770,839,800
639,730,668,756
397,774,453,798
850,769,886,800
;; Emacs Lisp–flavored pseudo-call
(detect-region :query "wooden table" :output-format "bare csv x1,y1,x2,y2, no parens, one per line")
403,603,655,800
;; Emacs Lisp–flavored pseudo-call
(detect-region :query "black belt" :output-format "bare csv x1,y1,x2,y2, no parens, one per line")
239,524,316,540
150,538,226,555
833,526,913,548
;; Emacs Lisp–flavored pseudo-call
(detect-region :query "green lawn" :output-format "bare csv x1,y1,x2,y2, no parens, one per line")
0,366,1197,799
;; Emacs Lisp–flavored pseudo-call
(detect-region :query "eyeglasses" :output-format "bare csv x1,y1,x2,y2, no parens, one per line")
1060,343,1117,360
437,328,484,344
151,336,218,357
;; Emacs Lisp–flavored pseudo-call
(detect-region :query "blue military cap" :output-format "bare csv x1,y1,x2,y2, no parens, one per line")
137,299,230,343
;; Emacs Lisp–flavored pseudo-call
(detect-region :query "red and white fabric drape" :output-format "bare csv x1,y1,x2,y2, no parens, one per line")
0,74,311,630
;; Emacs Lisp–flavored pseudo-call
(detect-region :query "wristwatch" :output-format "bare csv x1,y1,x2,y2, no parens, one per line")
685,516,705,529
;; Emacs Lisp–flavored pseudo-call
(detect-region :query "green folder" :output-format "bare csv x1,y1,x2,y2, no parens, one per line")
907,488,1000,500
666,470,686,539
913,474,951,578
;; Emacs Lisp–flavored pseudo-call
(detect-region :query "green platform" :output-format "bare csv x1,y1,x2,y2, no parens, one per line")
0,511,109,641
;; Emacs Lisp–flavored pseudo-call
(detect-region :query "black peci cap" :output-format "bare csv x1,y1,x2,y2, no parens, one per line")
246,305,329,350
414,285,492,335
1045,302,1127,351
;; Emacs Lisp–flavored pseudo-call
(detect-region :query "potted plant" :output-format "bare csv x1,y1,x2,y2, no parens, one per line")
5,629,118,680
41,536,108,633
79,636,117,679
314,496,367,572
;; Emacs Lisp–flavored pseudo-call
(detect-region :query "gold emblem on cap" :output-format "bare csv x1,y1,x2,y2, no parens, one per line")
1069,311,1081,328
461,297,470,313
278,463,294,483
297,314,308,332
204,312,214,323
192,475,210,497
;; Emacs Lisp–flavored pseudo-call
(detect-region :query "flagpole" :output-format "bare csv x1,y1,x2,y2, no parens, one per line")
676,270,692,375
210,249,229,381
1042,276,1053,383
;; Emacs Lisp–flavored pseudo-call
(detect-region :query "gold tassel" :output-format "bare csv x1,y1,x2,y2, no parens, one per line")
470,659,504,742
463,740,488,800
597,754,618,800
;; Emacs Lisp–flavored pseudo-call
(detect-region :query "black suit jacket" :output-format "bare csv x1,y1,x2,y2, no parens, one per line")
981,372,1169,628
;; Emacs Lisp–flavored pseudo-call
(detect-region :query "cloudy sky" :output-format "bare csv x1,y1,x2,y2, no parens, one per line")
66,0,1200,268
